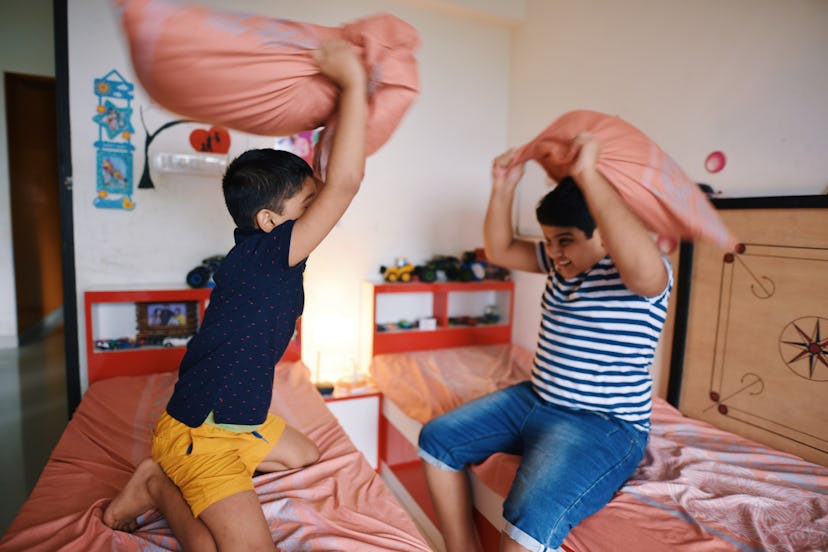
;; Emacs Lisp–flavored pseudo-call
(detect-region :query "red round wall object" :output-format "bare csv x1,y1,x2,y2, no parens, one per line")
705,151,727,173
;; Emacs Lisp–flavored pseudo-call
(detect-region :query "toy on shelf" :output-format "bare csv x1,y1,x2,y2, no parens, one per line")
93,334,195,351
162,335,193,348
377,319,418,332
415,255,463,282
186,255,224,288
379,257,415,283
378,249,511,284
94,337,144,351
417,249,511,283
465,249,511,281
483,304,501,323
449,304,501,327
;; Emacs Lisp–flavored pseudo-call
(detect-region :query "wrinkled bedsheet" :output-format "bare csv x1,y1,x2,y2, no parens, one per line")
371,345,828,552
1,361,430,551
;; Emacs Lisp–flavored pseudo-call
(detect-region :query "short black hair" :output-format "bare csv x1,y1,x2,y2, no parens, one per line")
535,177,596,238
222,149,313,229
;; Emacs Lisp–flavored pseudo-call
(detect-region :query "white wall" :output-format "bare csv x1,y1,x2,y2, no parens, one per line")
0,0,55,347
507,0,828,395
68,0,517,387
47,0,828,392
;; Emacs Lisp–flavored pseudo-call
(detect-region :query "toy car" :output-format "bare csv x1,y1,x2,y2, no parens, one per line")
94,339,115,351
380,257,415,283
416,255,463,282
186,255,225,288
162,335,193,348
94,337,143,350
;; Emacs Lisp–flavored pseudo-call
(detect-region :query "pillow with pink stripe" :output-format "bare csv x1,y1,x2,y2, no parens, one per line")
117,0,420,173
511,110,738,253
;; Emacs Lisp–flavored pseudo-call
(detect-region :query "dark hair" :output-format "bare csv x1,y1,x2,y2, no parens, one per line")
535,177,596,238
222,149,313,229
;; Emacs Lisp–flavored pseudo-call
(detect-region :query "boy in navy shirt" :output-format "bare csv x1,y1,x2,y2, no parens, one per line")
104,39,367,551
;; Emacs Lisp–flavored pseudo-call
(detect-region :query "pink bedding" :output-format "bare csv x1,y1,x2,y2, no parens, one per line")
371,343,534,425
371,345,828,552
0,361,430,551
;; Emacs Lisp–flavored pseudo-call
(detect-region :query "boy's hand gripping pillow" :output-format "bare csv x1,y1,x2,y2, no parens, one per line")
117,0,420,173
511,110,739,253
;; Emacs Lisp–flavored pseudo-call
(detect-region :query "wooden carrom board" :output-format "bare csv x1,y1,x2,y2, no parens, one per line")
670,195,828,466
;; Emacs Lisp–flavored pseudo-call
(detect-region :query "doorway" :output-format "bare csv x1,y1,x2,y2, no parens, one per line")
5,72,62,340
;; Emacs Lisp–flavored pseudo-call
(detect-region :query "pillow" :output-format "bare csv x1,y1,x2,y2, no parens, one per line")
117,0,420,172
511,110,738,252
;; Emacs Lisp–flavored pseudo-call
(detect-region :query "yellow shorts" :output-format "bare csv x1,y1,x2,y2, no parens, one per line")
151,411,286,517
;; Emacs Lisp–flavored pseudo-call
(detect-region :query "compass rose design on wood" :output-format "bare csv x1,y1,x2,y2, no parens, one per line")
779,317,828,381
701,241,828,458
676,201,828,465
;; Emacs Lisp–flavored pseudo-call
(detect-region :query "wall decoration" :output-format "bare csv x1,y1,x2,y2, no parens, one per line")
96,149,132,198
705,150,727,173
137,115,231,188
137,111,193,189
93,69,136,210
274,129,319,167
190,126,231,153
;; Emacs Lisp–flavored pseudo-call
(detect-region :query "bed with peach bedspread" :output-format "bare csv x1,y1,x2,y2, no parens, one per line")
371,344,828,552
371,195,828,552
0,360,430,551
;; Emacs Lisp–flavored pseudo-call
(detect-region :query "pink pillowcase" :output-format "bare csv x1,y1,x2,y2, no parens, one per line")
511,110,738,252
117,0,420,172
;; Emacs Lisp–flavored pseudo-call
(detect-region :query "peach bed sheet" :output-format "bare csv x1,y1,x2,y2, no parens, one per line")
370,345,828,552
0,361,430,552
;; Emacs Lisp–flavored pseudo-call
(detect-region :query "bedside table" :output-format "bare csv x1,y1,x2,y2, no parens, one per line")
324,390,381,470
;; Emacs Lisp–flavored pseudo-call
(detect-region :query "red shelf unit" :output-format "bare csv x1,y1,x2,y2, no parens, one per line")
84,288,213,384
362,280,514,357
85,288,303,385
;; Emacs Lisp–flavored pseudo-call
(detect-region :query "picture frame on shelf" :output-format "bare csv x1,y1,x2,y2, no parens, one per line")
146,302,188,327
136,301,198,341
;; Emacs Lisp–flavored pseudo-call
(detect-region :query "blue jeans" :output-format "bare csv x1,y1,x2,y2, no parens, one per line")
418,382,647,551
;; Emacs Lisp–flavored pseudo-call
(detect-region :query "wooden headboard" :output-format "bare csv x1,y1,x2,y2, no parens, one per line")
668,195,828,466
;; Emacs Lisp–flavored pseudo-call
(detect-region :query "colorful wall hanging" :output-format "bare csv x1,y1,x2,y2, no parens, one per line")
137,112,231,188
274,129,319,167
93,69,136,210
190,126,231,154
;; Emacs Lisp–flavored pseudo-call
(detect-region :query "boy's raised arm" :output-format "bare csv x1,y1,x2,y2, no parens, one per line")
571,133,667,297
290,40,367,266
484,149,543,273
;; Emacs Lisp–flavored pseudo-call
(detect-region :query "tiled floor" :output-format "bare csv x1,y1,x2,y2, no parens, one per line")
0,329,68,536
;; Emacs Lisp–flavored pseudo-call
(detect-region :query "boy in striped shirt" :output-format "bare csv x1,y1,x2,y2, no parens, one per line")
419,133,672,552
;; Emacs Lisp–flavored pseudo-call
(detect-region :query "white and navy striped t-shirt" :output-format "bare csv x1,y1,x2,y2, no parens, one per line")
532,242,672,432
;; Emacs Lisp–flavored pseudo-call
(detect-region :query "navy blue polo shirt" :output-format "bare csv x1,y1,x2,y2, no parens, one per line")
165,220,305,427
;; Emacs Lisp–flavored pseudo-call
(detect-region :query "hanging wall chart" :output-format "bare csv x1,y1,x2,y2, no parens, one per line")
92,69,136,210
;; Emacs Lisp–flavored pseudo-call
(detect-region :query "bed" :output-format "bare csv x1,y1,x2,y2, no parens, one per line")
370,195,828,552
0,356,432,551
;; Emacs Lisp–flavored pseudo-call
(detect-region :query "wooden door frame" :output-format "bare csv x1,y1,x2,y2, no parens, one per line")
54,0,80,416
5,72,60,337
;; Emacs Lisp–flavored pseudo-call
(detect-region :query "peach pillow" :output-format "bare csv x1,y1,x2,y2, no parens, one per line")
511,110,738,252
117,0,420,172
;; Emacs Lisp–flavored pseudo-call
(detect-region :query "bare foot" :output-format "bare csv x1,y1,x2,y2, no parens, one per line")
103,458,163,532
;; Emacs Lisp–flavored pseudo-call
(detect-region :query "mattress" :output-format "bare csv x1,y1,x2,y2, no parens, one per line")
0,360,431,551
371,345,828,552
